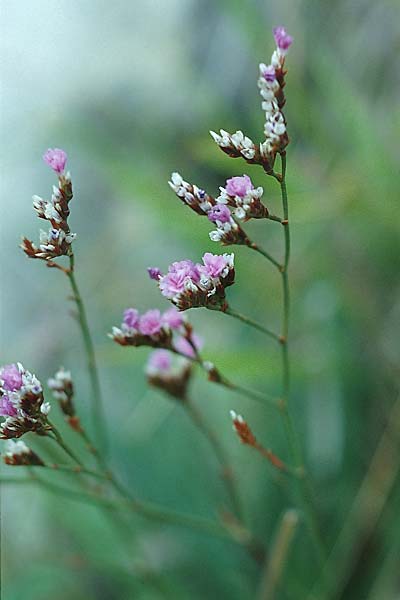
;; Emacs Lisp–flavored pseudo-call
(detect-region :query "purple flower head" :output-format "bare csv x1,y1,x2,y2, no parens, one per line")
201,252,231,279
123,308,140,330
162,307,184,330
225,175,253,198
174,334,203,359
159,260,201,299
0,394,18,417
169,260,200,281
159,271,189,299
43,148,67,174
261,64,277,83
273,26,293,52
138,309,163,336
147,350,172,373
0,364,23,392
147,267,162,281
207,204,232,224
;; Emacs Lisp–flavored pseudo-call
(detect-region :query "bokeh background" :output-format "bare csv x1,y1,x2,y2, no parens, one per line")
1,1,399,599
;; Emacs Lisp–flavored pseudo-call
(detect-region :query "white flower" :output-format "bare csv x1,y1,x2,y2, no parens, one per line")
234,207,246,219
40,402,51,416
271,50,280,68
230,409,244,423
5,439,30,457
241,147,255,160
170,172,183,186
209,230,223,242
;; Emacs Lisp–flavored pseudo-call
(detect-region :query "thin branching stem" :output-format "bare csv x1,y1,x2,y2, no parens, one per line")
77,426,110,474
66,252,107,450
57,416,263,557
169,347,280,409
224,306,281,342
0,474,229,539
218,375,280,409
257,509,299,600
273,153,327,569
48,420,84,467
29,462,106,480
184,399,243,519
250,242,283,270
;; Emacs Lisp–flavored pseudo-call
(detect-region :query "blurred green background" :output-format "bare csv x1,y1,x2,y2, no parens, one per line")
1,1,399,599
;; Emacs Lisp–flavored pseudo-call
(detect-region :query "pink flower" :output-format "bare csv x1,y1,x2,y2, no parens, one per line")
225,175,253,198
123,308,140,330
174,334,203,358
0,364,23,391
162,308,184,330
159,260,200,299
147,267,162,281
147,350,172,373
138,309,163,336
43,148,67,174
207,204,232,224
273,26,293,53
169,260,200,281
0,394,18,417
260,64,277,83
201,252,232,279
159,271,190,299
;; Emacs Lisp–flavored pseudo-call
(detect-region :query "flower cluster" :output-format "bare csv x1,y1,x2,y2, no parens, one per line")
168,172,215,216
146,350,192,401
257,27,292,160
230,410,257,446
210,129,261,165
110,306,201,357
48,367,75,417
230,410,286,471
218,175,267,220
150,253,235,311
0,363,50,439
2,439,44,466
211,27,292,173
21,148,76,262
169,172,269,245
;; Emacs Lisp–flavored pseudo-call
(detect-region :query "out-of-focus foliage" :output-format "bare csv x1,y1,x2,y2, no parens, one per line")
1,1,399,599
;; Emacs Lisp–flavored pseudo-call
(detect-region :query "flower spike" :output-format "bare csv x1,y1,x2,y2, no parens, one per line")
0,363,50,439
211,27,292,172
22,149,75,263
153,253,235,311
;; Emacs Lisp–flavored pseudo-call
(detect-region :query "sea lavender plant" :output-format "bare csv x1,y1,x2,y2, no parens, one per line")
3,24,370,596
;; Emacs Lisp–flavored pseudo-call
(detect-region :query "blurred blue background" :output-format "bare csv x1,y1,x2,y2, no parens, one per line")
1,1,399,598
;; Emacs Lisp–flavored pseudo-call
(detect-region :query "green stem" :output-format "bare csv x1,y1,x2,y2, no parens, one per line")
35,462,106,481
48,420,84,467
0,474,229,540
184,400,243,520
169,347,280,409
268,213,284,224
275,153,326,568
250,242,283,270
78,427,109,474
219,375,280,409
67,253,107,449
309,396,400,600
224,307,281,343
257,509,299,600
